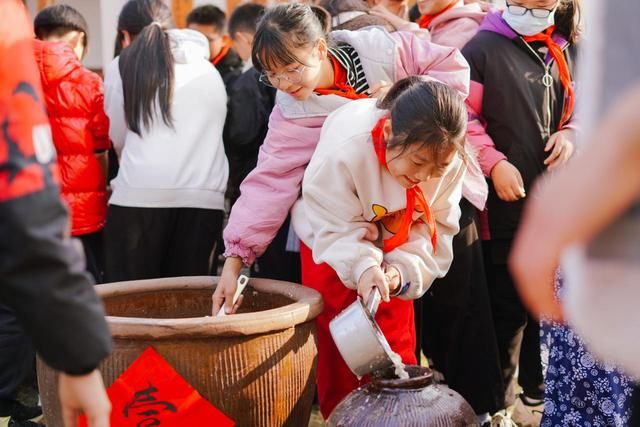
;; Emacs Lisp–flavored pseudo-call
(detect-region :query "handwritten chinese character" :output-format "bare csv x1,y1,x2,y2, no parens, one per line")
123,383,177,426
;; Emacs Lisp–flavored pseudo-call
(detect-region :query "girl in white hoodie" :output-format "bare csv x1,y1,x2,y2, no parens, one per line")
103,0,228,281
297,77,467,416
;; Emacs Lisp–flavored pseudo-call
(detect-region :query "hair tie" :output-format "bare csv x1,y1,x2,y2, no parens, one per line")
149,21,163,29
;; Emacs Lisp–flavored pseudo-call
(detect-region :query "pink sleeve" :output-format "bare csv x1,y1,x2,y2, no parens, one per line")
223,105,325,265
391,30,470,99
430,17,481,51
466,80,506,176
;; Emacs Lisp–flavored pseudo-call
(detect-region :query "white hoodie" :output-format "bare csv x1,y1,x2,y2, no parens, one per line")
104,29,228,210
295,98,465,299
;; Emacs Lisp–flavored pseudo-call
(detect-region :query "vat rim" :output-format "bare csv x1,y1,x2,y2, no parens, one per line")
95,276,324,339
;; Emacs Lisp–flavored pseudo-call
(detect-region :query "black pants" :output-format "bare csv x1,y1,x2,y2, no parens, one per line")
0,305,34,401
252,216,301,284
104,206,224,282
77,230,105,284
519,313,544,400
416,200,505,414
483,239,543,407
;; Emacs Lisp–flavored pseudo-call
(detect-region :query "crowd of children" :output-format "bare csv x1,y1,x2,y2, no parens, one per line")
1,0,639,426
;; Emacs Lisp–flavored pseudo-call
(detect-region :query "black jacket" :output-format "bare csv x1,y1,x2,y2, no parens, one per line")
462,12,578,241
214,48,244,89
1,7,111,375
223,67,276,204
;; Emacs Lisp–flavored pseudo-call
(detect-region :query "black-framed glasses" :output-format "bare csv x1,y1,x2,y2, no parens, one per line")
506,2,558,18
258,65,308,88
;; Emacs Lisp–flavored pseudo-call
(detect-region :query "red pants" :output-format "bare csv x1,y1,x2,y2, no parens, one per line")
300,243,417,419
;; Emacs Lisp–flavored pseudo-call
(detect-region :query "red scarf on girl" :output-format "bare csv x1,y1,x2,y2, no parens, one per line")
371,117,437,253
315,53,369,100
523,26,575,129
417,2,457,29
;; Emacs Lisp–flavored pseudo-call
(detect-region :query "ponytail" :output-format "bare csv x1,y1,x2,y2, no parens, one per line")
377,76,424,110
117,0,174,136
310,5,332,34
555,0,581,44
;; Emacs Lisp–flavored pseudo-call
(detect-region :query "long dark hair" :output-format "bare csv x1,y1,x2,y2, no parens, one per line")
555,0,581,43
378,77,467,162
251,4,327,73
117,0,174,136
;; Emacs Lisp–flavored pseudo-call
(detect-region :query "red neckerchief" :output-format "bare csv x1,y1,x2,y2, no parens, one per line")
523,26,575,129
417,2,457,29
315,53,369,100
211,43,231,66
371,116,437,253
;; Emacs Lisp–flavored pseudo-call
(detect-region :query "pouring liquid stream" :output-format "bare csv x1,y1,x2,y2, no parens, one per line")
367,289,409,380
389,351,410,380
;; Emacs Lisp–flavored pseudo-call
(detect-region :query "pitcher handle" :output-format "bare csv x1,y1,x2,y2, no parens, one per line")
365,288,382,317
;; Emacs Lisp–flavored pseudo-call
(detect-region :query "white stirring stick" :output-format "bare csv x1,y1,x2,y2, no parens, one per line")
217,274,249,317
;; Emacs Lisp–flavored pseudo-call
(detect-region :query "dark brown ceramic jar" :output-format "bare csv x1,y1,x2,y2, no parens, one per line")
327,365,478,427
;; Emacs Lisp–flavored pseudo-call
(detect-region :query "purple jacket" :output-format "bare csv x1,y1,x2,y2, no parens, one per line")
224,28,471,265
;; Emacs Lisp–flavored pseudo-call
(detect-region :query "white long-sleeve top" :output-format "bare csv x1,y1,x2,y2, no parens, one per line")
295,98,465,299
104,29,228,210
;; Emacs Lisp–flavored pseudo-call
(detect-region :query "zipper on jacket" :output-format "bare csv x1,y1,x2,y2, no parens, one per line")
520,39,553,138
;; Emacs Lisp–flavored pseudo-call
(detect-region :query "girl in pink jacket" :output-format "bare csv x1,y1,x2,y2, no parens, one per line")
212,4,470,317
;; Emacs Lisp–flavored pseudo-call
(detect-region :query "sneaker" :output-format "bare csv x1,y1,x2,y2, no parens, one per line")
0,401,42,423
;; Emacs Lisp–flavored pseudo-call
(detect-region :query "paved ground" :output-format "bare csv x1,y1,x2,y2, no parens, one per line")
308,406,325,426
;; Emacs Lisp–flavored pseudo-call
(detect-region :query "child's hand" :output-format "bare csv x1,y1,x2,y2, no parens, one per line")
545,128,575,170
383,265,401,295
211,257,245,316
490,160,526,202
59,370,110,427
358,265,390,303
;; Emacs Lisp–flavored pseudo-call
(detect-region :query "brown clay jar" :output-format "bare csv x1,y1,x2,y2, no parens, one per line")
37,276,323,427
327,365,479,426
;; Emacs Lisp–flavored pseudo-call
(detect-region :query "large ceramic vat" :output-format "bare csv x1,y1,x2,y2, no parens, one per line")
37,276,323,426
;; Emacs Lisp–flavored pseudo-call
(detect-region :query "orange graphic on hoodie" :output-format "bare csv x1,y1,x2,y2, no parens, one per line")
371,202,426,236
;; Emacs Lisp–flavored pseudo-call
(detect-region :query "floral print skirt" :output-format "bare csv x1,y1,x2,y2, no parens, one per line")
540,274,635,426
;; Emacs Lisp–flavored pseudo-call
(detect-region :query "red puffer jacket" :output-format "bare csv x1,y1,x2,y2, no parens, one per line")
33,39,110,236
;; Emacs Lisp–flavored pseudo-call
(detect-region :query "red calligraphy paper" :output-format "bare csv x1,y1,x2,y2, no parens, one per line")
78,347,234,427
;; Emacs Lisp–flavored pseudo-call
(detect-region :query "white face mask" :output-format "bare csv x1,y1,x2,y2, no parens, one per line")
503,7,556,36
